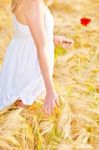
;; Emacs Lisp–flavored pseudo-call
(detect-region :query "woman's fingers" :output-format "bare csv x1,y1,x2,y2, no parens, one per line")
62,43,71,49
61,36,74,48
51,99,56,113
62,40,73,49
47,100,56,115
42,97,60,115
55,35,74,49
47,104,52,115
42,101,51,115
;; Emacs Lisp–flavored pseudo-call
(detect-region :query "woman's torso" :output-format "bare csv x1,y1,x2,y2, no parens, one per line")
12,0,54,42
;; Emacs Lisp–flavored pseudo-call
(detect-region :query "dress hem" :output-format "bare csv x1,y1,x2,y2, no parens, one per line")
0,88,46,112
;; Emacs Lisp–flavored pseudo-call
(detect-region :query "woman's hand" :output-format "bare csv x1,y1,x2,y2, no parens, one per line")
53,35,74,49
42,88,60,116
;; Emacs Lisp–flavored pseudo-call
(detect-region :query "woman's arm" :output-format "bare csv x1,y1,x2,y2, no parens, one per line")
53,35,60,47
23,0,55,92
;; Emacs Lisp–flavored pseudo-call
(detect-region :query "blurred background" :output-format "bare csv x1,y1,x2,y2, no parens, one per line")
0,0,99,150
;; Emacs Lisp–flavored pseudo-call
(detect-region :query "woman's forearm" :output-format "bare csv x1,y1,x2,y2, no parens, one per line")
37,44,55,92
53,35,60,47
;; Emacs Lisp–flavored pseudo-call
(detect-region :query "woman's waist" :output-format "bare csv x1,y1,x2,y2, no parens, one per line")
13,35,54,44
13,31,53,39
13,34,34,41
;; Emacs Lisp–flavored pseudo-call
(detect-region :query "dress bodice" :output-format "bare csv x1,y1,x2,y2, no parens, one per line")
13,6,54,42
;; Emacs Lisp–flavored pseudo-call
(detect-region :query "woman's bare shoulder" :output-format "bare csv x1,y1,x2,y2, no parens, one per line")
24,0,43,9
23,0,45,18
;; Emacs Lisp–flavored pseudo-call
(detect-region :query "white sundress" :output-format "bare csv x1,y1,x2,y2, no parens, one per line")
0,6,55,111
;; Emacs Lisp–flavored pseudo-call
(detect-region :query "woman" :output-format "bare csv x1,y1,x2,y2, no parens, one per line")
0,0,73,115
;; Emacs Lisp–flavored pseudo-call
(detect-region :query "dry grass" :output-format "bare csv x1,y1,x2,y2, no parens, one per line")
0,0,99,149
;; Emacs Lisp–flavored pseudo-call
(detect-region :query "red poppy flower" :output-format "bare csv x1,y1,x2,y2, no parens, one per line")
80,17,91,26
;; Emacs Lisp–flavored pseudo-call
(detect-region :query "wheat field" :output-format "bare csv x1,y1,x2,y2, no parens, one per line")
0,0,99,150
